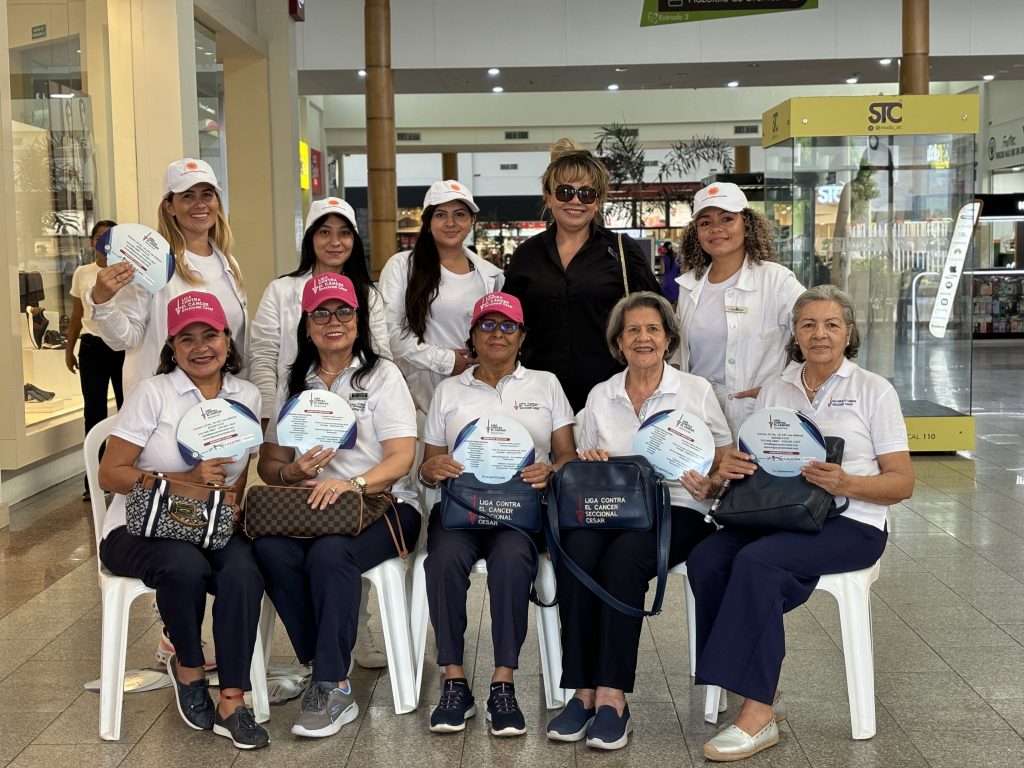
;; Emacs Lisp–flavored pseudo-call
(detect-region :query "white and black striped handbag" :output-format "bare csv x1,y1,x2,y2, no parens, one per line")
125,473,235,550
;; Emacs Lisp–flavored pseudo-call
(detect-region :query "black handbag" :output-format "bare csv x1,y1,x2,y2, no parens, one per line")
710,436,849,533
440,473,543,533
546,456,672,618
125,473,236,551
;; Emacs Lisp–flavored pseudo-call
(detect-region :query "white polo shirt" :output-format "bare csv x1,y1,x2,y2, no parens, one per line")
757,359,909,531
579,362,733,512
101,368,261,539
265,357,420,511
425,364,575,464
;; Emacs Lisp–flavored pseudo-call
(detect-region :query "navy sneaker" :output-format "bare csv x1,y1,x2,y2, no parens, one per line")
546,696,596,742
429,678,476,733
585,704,633,750
486,682,526,737
166,654,215,730
213,702,270,749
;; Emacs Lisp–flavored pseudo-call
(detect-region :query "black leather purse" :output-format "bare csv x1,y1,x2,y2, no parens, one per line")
546,456,672,618
710,437,849,533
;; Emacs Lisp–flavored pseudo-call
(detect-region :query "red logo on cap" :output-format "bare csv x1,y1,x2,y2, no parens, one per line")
708,186,719,195
450,183,461,191
185,161,199,171
328,198,340,205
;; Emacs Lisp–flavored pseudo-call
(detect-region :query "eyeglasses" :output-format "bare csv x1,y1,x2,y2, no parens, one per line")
476,319,522,334
309,307,356,325
553,184,599,205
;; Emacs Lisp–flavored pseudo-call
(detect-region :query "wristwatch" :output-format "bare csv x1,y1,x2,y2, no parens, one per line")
349,475,368,495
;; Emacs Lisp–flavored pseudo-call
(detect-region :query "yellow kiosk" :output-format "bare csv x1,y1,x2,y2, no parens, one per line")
761,95,979,452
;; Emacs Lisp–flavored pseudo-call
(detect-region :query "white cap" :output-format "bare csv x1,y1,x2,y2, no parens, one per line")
423,180,479,213
692,182,749,217
305,197,358,234
163,158,221,195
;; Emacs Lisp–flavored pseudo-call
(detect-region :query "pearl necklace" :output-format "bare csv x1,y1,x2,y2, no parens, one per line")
800,364,837,395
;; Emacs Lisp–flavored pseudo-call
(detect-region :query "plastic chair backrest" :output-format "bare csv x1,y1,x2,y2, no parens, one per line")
84,416,119,557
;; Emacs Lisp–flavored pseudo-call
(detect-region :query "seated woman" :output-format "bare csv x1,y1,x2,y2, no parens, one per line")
690,284,915,762
546,290,732,751
98,292,267,750
418,292,576,737
252,274,421,739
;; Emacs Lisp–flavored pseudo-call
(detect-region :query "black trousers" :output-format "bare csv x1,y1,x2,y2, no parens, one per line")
99,528,264,691
556,506,715,692
424,506,537,669
79,333,125,433
251,502,421,683
687,516,887,704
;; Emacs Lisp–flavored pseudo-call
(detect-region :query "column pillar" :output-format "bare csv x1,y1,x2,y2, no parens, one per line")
734,146,750,174
365,0,396,277
899,0,929,95
442,152,458,181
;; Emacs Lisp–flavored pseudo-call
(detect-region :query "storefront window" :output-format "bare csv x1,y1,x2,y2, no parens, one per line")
195,20,225,203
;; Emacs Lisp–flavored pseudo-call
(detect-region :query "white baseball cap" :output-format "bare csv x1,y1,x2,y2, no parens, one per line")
163,158,221,195
423,180,480,213
305,197,358,235
692,182,749,217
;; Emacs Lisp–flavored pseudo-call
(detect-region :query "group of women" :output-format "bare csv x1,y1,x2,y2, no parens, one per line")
91,143,914,760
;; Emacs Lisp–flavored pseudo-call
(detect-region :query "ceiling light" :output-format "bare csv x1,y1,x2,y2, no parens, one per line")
607,83,619,91
879,58,892,65
492,86,504,93
983,74,995,81
614,67,628,72
49,93,73,99
487,67,500,75
357,69,367,77
203,52,213,56
727,80,739,87
76,49,81,54
845,76,859,84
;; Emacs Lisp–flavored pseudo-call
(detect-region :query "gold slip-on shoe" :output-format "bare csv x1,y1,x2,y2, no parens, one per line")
703,719,779,762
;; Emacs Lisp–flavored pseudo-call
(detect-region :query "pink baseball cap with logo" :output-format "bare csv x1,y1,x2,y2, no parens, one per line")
470,291,524,327
163,158,221,195
302,273,360,313
167,291,229,336
691,182,749,217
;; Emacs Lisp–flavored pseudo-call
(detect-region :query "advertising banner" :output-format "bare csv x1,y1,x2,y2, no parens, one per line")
641,0,817,27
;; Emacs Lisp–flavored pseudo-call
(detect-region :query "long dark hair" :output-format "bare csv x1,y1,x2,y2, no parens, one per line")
155,329,242,376
287,212,378,349
287,307,381,396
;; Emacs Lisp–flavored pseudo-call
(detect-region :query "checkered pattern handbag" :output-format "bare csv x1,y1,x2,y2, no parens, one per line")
243,485,408,557
124,473,236,551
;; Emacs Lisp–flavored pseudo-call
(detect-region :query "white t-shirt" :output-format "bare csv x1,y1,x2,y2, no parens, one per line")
425,364,575,464
756,359,909,531
687,269,740,385
70,262,102,336
101,368,261,539
425,267,480,351
580,362,733,512
189,251,246,346
265,358,420,511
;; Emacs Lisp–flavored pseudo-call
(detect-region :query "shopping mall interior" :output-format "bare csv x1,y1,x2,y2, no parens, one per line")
2,1,1024,766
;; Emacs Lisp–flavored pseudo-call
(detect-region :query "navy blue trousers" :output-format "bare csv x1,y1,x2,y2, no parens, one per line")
251,502,420,682
424,506,536,669
687,516,887,704
556,506,714,692
100,528,264,691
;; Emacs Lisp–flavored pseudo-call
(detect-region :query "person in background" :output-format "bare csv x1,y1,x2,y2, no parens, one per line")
504,138,659,413
66,219,122,501
660,241,680,306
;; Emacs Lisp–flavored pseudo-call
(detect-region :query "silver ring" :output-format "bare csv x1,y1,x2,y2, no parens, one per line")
316,466,324,475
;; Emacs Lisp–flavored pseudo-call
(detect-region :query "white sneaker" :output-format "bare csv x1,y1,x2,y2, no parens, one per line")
352,624,387,669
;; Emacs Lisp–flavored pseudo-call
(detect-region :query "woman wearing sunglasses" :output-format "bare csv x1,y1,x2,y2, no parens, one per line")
252,274,421,740
418,292,576,737
504,139,659,413
379,180,503,414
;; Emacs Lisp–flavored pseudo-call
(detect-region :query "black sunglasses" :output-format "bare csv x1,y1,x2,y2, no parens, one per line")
476,319,522,334
308,307,356,325
553,184,599,205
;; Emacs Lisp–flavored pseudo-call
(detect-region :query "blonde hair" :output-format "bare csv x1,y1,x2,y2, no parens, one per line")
157,192,245,290
541,138,610,216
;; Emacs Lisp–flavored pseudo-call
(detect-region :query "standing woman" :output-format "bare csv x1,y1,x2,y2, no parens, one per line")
503,139,659,413
86,159,249,392
378,180,503,414
675,182,804,434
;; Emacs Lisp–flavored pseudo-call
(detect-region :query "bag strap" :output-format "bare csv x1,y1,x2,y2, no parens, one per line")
440,481,555,608
545,482,672,618
377,495,409,559
617,233,629,295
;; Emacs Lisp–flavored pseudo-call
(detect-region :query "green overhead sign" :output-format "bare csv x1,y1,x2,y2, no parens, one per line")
641,0,818,27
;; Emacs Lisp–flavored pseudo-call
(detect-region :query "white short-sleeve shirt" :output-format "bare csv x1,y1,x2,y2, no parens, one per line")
101,368,262,539
265,357,420,510
756,359,909,531
70,262,102,336
579,362,733,512
424,364,575,463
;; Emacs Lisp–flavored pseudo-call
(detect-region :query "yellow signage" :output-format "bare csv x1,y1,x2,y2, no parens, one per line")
905,415,975,453
762,95,979,147
299,140,310,190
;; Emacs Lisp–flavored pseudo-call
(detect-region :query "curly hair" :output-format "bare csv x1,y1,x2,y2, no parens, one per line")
678,208,777,279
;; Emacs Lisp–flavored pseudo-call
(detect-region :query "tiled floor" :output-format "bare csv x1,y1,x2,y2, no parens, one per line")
1,340,1022,767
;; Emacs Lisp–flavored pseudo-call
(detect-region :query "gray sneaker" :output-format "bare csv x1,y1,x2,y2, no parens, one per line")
291,680,359,738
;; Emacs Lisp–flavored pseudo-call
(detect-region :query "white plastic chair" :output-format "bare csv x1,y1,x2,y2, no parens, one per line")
85,416,271,740
258,555,419,714
409,552,568,710
699,562,881,739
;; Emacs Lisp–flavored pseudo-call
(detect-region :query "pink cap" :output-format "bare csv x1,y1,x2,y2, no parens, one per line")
470,292,524,327
167,291,228,336
302,273,360,313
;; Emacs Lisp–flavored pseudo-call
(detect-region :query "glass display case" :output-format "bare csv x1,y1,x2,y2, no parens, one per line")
762,95,980,451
